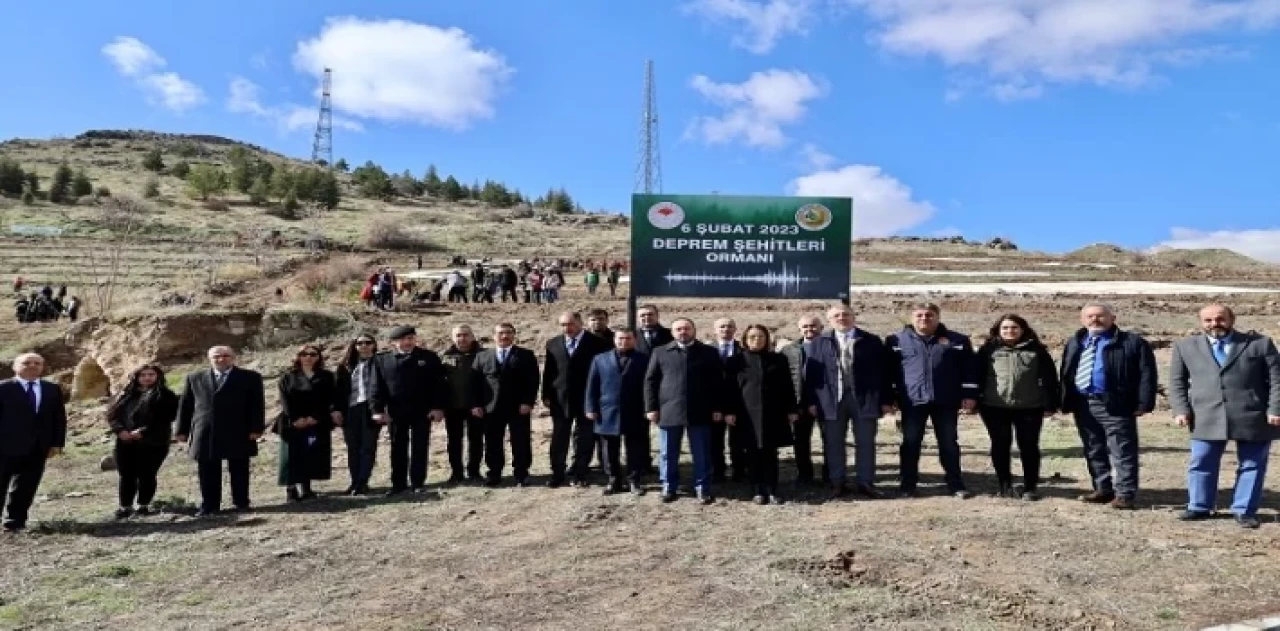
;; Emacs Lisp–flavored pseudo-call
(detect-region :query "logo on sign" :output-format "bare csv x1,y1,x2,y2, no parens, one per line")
647,202,685,230
795,204,832,231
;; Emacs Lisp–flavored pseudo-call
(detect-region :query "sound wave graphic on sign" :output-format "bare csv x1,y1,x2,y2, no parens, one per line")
662,262,818,296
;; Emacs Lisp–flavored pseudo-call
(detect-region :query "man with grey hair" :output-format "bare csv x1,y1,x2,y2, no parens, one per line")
1060,302,1157,510
0,353,67,532
1169,304,1280,529
175,346,266,517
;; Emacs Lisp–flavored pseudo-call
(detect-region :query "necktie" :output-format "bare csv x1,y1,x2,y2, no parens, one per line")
721,343,730,359
215,371,226,389
499,348,508,364
1212,339,1228,366
567,337,577,356
25,381,37,412
1074,338,1097,392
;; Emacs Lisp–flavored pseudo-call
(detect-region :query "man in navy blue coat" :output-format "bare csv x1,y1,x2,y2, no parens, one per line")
584,327,650,496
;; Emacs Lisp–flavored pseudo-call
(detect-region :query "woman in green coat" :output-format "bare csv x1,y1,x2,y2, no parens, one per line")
274,344,338,501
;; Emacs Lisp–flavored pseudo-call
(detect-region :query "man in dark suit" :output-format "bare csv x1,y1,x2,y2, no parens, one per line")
369,325,447,495
634,304,672,475
1169,304,1280,529
708,317,745,482
1060,303,1157,510
814,307,890,498
644,318,728,504
174,346,266,517
781,316,830,487
586,308,615,350
0,353,67,532
475,322,540,486
585,327,650,495
542,311,611,486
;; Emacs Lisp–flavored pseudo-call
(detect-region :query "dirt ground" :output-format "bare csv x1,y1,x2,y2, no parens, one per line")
3,289,1280,631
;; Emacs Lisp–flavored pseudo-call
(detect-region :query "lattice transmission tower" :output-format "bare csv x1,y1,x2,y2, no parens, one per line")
634,60,663,194
310,68,333,167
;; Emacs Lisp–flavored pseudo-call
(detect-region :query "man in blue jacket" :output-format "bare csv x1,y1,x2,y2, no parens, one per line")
584,327,650,496
1060,302,1157,510
885,303,979,499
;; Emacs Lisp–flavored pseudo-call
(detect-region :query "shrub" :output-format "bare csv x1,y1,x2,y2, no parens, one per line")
203,199,230,212
95,186,111,198
142,178,160,199
296,257,367,294
365,220,433,251
21,190,34,205
169,161,190,179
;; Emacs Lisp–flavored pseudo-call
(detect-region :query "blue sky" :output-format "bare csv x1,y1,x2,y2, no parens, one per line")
3,1,1280,259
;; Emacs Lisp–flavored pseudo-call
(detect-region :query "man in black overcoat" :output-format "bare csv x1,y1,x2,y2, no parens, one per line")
370,326,447,495
542,311,611,486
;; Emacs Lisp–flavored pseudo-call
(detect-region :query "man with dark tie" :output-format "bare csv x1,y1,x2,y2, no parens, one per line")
1060,303,1157,510
1169,304,1280,529
174,346,266,517
369,326,447,495
644,318,727,504
885,303,979,500
542,311,611,487
585,327,651,495
0,353,67,532
634,304,673,475
475,323,540,487
817,307,891,498
709,317,745,482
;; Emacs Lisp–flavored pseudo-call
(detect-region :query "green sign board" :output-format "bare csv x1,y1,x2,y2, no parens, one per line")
630,194,852,299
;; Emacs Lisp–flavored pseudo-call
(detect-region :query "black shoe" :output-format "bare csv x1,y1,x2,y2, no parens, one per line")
630,483,645,497
300,491,317,501
485,478,502,488
952,489,974,500
602,485,617,496
570,479,589,488
829,484,847,499
1178,510,1211,521
194,509,217,518
515,477,530,488
231,505,252,514
753,494,768,505
343,486,356,495
135,505,153,516
661,492,678,503
898,488,920,499
856,484,884,499
1020,490,1041,502
465,472,482,483
1078,491,1115,504
769,494,784,505
385,487,407,497
547,477,564,489
1236,515,1261,529
447,472,465,484
697,490,714,505
995,483,1013,498
287,487,302,503
114,507,133,520
2,521,24,533
410,486,427,494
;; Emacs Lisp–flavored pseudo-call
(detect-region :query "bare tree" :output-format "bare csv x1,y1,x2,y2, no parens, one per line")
198,233,237,290
78,196,148,315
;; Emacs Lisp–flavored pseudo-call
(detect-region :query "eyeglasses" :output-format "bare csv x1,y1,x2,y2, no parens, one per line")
355,341,375,346
299,352,320,357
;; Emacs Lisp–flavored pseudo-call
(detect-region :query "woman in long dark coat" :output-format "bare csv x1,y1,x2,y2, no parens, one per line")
726,324,799,505
334,334,381,495
275,344,337,501
106,363,179,519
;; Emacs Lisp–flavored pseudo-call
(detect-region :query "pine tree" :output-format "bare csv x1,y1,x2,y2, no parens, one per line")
423,164,443,197
441,175,465,202
316,170,340,210
248,175,271,205
72,169,93,197
186,164,228,201
334,158,349,172
0,159,25,196
283,187,300,215
48,163,73,204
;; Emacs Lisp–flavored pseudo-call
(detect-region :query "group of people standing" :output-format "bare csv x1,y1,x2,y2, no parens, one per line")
0,300,1276,532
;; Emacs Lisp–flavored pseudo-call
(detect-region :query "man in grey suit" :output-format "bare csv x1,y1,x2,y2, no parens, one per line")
174,346,266,517
1169,304,1280,529
0,353,67,532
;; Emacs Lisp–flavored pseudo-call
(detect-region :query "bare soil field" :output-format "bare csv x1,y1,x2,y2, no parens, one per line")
3,290,1280,631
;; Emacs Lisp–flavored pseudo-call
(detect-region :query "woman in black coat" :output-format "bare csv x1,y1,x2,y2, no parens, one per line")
333,334,382,496
106,363,179,519
726,324,799,505
275,344,338,501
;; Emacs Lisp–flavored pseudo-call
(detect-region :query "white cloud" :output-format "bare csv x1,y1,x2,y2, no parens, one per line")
788,164,936,236
687,70,827,148
292,17,513,130
800,142,836,169
1156,227,1280,263
683,0,815,54
226,76,364,133
847,0,1280,99
101,36,205,112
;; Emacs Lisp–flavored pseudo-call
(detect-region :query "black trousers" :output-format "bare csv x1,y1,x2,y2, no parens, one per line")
343,403,380,489
791,415,826,482
550,411,595,479
979,406,1043,489
747,444,780,491
710,422,746,478
1074,399,1139,499
390,419,431,489
446,409,484,477
607,283,617,296
485,412,532,481
115,442,168,507
597,431,647,482
0,447,47,527
197,458,250,512
899,404,966,492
